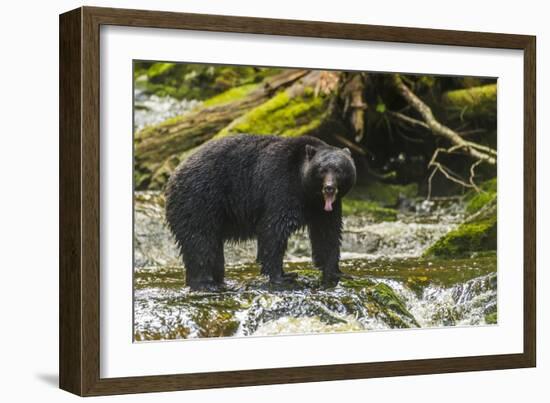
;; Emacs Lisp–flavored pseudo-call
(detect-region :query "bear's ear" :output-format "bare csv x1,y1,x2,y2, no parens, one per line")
343,147,351,155
305,145,317,160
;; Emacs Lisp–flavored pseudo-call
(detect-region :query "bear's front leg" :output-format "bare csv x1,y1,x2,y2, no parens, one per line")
308,204,345,286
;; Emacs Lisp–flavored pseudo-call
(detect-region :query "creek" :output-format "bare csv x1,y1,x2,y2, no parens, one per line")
133,191,497,341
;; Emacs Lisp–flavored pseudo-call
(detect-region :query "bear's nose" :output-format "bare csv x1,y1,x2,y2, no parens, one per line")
323,184,336,194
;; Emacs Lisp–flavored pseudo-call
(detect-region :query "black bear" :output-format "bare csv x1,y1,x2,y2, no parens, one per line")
165,134,356,290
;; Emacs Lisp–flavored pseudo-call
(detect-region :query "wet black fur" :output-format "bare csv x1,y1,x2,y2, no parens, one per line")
165,134,356,289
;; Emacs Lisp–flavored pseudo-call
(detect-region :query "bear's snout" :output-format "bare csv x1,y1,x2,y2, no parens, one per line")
322,174,338,212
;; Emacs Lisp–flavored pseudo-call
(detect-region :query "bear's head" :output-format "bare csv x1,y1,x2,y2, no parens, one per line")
302,144,356,212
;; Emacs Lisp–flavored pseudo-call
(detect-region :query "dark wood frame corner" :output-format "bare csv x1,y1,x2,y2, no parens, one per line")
59,6,536,396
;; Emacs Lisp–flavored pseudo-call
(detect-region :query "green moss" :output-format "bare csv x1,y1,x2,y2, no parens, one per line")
135,327,190,341
423,177,497,258
135,62,282,101
146,62,176,79
193,309,240,338
419,76,436,88
348,182,418,207
342,199,397,221
375,102,386,113
202,83,259,107
485,311,498,325
369,283,419,327
340,276,375,291
340,182,417,221
443,84,497,119
368,182,418,206
444,83,497,106
216,89,327,138
424,215,497,258
465,178,497,214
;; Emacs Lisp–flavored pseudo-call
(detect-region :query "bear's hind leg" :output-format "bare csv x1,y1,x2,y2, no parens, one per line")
180,234,225,291
257,230,299,285
257,238,297,280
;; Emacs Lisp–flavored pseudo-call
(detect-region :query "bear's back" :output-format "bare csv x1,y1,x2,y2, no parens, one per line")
165,135,286,239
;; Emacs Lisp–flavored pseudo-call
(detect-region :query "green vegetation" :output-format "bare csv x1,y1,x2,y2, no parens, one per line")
340,181,418,221
202,83,259,107
423,215,496,258
216,89,327,138
370,282,419,326
134,64,497,196
465,178,497,214
423,178,497,258
485,311,498,325
192,307,241,338
351,182,418,207
443,84,497,120
424,196,497,259
134,62,280,100
342,199,397,221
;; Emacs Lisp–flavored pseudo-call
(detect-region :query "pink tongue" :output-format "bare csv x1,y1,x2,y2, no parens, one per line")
324,197,334,212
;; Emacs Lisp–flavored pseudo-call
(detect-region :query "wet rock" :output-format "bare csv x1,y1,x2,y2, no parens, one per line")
423,199,496,258
133,257,497,340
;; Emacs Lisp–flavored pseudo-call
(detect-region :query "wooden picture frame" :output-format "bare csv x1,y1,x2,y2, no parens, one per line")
59,6,536,396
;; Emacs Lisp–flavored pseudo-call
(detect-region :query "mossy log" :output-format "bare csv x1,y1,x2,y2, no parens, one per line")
216,70,333,139
442,84,497,120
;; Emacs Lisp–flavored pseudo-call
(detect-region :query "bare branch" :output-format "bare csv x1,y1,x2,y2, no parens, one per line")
333,133,369,156
388,110,430,130
469,159,483,193
427,145,484,199
427,167,437,200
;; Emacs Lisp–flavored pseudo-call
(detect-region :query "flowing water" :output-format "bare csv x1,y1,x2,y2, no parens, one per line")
134,89,202,132
133,191,497,341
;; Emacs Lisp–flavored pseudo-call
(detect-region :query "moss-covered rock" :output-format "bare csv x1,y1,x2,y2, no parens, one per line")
485,311,497,325
368,182,418,206
423,178,497,258
424,199,497,258
367,283,419,328
342,199,397,221
348,182,418,207
465,178,497,214
423,216,496,258
193,308,241,338
340,181,418,221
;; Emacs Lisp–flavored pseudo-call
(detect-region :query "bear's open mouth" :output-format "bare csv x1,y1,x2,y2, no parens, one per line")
323,192,335,212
